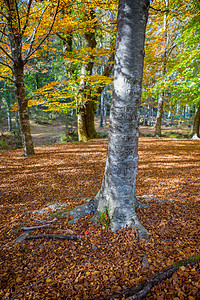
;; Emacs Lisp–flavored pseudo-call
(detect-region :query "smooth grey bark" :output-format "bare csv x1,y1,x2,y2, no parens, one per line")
90,0,150,238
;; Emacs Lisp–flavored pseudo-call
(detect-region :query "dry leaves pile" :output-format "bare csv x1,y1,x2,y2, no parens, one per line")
0,138,199,299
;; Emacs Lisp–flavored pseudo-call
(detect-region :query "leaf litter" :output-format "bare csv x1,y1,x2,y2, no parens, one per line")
0,137,199,299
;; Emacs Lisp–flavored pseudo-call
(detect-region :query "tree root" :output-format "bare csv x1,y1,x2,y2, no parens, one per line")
2,232,80,247
25,234,80,241
68,197,98,223
95,253,200,300
21,224,51,230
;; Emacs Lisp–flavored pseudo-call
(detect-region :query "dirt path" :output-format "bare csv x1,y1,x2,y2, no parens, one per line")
30,120,66,147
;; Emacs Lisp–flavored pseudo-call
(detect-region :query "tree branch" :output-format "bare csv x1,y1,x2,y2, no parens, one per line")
24,0,60,64
0,61,12,70
14,0,21,35
24,5,49,60
21,0,33,36
0,45,14,62
150,6,169,13
0,25,9,40
0,75,14,83
0,11,9,21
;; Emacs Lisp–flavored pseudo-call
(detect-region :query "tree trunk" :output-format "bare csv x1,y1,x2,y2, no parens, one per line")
104,96,107,126
143,106,147,126
191,103,200,139
13,61,34,155
85,100,99,138
100,92,104,127
15,110,19,130
167,109,171,127
155,94,164,137
76,8,100,142
2,96,12,132
91,0,150,237
154,0,169,137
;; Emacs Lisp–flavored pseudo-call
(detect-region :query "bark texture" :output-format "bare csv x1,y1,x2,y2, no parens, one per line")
91,0,150,237
191,103,200,139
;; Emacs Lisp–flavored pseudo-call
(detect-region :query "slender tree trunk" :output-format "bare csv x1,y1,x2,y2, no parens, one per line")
143,106,147,126
167,109,171,127
155,94,164,137
85,100,98,138
15,110,19,130
100,92,104,127
191,103,200,139
2,97,12,132
13,61,34,155
154,0,169,137
104,96,107,126
91,0,150,237
7,106,12,132
77,107,88,142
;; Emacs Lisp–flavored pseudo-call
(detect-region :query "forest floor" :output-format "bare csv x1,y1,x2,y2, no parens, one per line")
0,130,200,299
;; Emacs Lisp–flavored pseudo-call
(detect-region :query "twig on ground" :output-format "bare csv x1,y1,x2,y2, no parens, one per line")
11,271,56,300
35,218,57,223
21,224,51,230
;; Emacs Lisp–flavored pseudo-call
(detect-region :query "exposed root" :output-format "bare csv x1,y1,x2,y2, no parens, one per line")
25,234,80,241
68,198,98,224
94,253,200,300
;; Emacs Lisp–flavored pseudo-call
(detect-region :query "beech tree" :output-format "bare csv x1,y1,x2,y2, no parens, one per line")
39,0,115,142
0,0,60,155
69,0,150,238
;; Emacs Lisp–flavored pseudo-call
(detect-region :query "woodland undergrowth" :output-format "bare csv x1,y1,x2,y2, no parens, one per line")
0,138,199,299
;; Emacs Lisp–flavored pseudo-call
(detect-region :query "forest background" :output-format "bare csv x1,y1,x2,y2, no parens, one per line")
0,0,199,151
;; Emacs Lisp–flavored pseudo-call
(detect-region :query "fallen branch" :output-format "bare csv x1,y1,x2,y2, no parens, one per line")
124,253,200,300
25,234,80,241
35,218,57,223
95,253,200,300
11,271,56,300
21,224,51,230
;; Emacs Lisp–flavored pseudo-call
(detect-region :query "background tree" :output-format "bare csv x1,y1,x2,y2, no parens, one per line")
32,0,116,141
0,0,60,155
